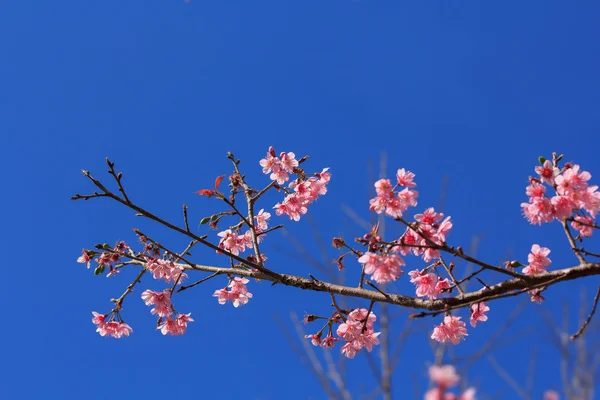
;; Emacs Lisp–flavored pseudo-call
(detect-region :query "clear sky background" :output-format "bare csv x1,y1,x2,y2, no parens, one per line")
2,1,600,399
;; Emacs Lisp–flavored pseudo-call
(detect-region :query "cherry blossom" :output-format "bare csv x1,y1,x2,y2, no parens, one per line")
141,289,173,317
336,308,380,359
217,229,249,256
469,302,489,327
523,244,551,275
543,390,560,400
92,312,133,338
396,168,416,188
358,252,404,284
145,257,188,284
213,277,253,307
254,209,271,231
77,250,92,268
571,214,594,237
429,365,460,388
158,313,194,336
408,270,450,299
431,316,468,345
535,160,559,185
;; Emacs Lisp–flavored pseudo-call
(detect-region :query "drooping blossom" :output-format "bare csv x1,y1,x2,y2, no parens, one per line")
358,252,404,284
77,250,92,269
529,288,545,304
92,312,132,338
571,214,594,237
523,244,551,275
141,289,173,317
213,277,253,307
336,308,381,359
158,313,194,336
305,334,321,346
469,302,489,327
431,316,468,345
551,195,576,220
408,270,450,299
145,257,188,284
254,209,271,231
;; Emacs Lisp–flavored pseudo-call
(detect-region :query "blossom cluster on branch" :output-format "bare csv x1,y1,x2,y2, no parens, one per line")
73,149,600,395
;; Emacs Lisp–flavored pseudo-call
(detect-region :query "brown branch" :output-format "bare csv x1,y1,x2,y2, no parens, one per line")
570,285,600,341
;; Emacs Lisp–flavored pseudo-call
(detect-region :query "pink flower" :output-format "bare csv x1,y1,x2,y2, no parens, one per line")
431,316,468,345
543,390,560,400
217,229,248,256
141,289,173,317
336,308,380,358
259,146,279,174
523,244,551,275
77,250,92,268
254,209,271,230
535,160,559,185
92,312,133,338
305,334,321,346
529,288,545,304
321,335,339,349
571,214,594,237
158,313,193,336
213,277,253,307
556,165,591,195
213,288,229,305
369,178,418,218
460,388,476,400
521,198,554,225
145,257,187,284
429,364,460,388
551,195,575,220
415,207,444,224
358,253,404,284
280,152,298,172
526,180,546,199
408,270,447,299
469,302,489,327
396,168,416,188
577,185,600,218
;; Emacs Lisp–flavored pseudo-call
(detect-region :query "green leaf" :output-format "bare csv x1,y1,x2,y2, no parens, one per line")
200,217,211,225
538,156,547,165
94,265,105,276
210,214,219,221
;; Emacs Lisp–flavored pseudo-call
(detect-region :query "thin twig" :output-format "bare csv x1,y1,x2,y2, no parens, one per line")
571,285,600,341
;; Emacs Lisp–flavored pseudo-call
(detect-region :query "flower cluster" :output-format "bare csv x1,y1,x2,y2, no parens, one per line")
357,252,405,284
425,365,476,400
91,312,133,338
145,257,188,284
336,308,381,359
141,289,172,317
369,168,418,218
274,168,331,221
408,269,451,299
213,277,253,307
431,316,468,345
396,208,452,262
469,302,489,327
259,146,299,184
157,313,194,336
522,244,552,275
522,160,599,225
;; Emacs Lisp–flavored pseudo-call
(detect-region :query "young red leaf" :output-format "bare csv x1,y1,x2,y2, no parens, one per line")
196,189,216,198
214,175,225,190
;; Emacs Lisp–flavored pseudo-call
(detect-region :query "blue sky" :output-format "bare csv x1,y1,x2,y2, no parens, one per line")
2,1,600,399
